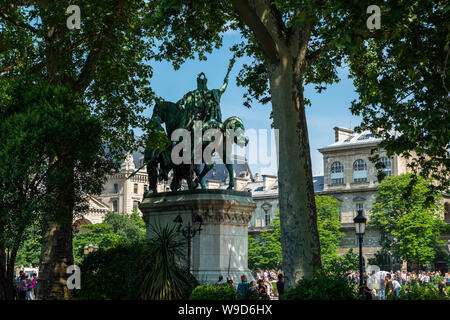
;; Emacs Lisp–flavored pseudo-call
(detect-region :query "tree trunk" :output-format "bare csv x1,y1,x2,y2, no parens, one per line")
0,248,14,300
267,54,322,289
38,158,75,300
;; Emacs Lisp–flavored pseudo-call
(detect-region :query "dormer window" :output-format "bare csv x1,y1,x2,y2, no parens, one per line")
357,133,375,141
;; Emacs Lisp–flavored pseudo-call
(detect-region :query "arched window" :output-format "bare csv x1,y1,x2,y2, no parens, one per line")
379,157,392,177
353,159,367,182
330,162,344,184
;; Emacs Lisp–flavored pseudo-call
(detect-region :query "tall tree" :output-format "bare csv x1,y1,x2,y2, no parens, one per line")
151,0,390,287
369,174,447,270
347,1,449,191
0,0,232,298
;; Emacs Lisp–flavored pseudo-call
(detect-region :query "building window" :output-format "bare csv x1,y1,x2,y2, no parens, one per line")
353,159,367,182
133,201,139,212
379,156,392,177
114,183,119,194
264,209,271,226
112,200,118,213
330,162,344,184
134,183,138,194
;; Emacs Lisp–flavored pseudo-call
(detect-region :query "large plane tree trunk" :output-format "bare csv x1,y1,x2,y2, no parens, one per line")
232,0,322,289
38,157,75,300
268,56,322,287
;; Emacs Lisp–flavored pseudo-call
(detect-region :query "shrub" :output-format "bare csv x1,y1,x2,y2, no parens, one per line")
74,223,197,300
389,284,448,300
189,283,237,300
74,241,149,300
282,271,359,300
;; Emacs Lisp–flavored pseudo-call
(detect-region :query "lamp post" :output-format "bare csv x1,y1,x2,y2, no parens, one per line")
173,213,203,272
354,209,367,297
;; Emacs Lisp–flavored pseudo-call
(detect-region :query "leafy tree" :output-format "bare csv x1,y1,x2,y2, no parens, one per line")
315,196,344,269
103,211,146,243
72,223,121,266
249,196,351,272
15,223,43,268
248,213,282,270
72,211,146,265
347,1,449,191
0,0,210,299
369,174,447,269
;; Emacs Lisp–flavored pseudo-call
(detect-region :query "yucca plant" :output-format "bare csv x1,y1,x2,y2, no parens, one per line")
139,222,197,300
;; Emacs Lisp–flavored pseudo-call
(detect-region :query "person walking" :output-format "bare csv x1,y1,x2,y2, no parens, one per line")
257,279,270,300
237,275,250,300
363,279,373,300
18,274,27,300
385,274,394,299
276,274,284,299
392,276,401,297
378,275,386,300
438,277,448,298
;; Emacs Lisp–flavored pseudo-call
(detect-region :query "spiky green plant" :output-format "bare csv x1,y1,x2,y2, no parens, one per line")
139,222,197,300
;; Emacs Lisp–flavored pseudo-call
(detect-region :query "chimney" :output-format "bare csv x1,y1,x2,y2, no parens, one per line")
262,175,277,190
333,127,353,142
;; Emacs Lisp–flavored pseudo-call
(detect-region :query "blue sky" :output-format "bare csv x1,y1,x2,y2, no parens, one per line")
141,32,362,177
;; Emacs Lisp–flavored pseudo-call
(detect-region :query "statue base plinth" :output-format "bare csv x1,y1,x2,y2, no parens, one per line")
139,189,256,284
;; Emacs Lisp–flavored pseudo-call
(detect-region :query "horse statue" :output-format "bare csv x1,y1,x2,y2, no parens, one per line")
193,116,248,189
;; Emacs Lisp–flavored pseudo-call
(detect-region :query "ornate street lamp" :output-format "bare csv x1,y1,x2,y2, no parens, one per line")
83,243,98,256
173,213,203,272
354,209,367,297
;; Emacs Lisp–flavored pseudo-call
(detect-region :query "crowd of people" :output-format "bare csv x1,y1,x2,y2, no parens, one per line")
215,270,285,300
13,271,38,300
348,270,450,300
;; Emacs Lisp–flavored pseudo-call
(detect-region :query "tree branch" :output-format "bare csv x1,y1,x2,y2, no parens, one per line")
74,39,109,95
0,11,46,39
0,61,21,73
231,0,283,64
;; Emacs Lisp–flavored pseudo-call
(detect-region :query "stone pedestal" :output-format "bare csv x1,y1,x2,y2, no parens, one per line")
139,189,256,284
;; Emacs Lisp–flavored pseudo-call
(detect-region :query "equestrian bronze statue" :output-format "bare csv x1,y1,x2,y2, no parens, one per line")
129,57,248,194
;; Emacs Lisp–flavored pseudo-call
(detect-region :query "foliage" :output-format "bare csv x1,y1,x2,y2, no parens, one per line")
74,242,149,300
189,283,237,300
15,222,43,268
75,222,197,300
102,211,146,243
389,284,448,301
248,212,282,270
72,211,146,265
248,196,348,272
324,249,359,275
315,196,345,270
139,222,197,300
347,1,450,191
369,174,446,267
282,271,359,300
